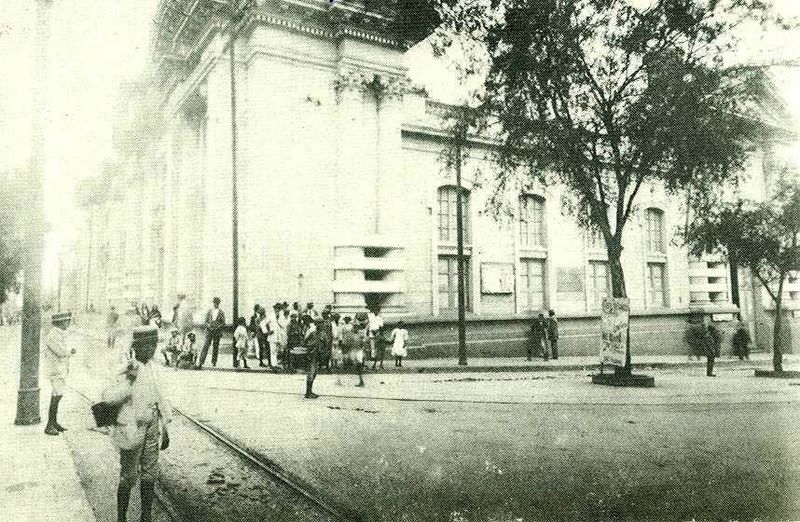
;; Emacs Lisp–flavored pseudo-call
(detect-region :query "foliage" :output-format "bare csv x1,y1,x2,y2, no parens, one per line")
684,323,709,356
686,178,800,371
432,0,787,298
0,171,25,304
686,178,800,296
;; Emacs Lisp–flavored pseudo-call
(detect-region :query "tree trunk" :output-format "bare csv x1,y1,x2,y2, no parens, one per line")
608,246,627,299
607,244,631,374
773,275,785,373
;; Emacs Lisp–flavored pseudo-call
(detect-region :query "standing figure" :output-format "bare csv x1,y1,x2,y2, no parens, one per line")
705,320,721,377
103,327,171,522
249,305,262,360
530,314,548,361
547,309,559,360
367,307,385,369
43,311,75,435
330,313,343,371
286,311,303,372
198,297,225,369
391,321,409,367
274,306,290,370
106,306,120,350
233,317,249,370
732,322,751,361
303,316,322,399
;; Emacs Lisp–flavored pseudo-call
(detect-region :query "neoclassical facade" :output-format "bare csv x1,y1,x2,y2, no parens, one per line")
69,0,798,357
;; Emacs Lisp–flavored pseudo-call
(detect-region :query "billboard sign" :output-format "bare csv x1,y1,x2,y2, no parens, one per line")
600,297,630,367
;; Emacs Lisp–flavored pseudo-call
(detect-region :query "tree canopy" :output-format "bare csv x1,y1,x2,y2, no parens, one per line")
433,0,785,299
686,178,800,371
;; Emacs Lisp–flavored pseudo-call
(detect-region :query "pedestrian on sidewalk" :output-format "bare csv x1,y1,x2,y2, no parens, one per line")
43,311,75,435
303,316,323,399
233,317,250,370
198,297,225,369
704,319,721,377
274,305,290,371
530,314,548,361
107,305,119,350
286,311,303,372
547,309,559,360
368,306,385,369
103,327,172,522
391,321,409,367
732,322,751,361
330,313,343,371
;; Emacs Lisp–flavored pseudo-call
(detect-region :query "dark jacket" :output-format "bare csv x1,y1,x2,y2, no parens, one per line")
531,319,548,342
205,308,225,333
732,328,751,349
547,317,559,341
705,325,721,357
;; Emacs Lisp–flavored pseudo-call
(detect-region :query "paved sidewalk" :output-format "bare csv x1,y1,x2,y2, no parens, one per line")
0,328,95,522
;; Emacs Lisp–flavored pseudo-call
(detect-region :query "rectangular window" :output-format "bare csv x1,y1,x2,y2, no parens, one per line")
520,196,545,247
438,255,471,311
438,187,470,243
647,262,668,307
646,209,665,253
519,258,546,310
589,261,611,309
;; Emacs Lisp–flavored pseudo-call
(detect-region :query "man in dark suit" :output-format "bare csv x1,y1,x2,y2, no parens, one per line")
197,297,225,369
547,309,559,359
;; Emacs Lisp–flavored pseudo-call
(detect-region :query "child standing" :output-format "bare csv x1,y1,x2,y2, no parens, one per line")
234,317,250,370
390,321,409,367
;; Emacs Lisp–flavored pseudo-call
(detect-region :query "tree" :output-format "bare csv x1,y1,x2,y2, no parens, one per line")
0,171,25,305
431,0,785,369
686,179,800,373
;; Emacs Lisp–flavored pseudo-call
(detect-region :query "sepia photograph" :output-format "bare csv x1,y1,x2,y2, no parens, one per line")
0,0,799,520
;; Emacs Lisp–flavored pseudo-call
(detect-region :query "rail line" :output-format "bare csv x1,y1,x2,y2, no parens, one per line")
68,384,356,522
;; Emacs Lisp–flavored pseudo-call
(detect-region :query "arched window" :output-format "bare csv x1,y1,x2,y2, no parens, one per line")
519,194,546,247
645,208,665,253
437,186,470,243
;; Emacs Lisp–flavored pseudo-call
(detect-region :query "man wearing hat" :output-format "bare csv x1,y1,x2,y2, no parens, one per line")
43,311,75,435
198,297,225,369
103,326,171,522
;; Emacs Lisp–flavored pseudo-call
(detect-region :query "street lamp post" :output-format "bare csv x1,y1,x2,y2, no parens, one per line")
16,0,51,426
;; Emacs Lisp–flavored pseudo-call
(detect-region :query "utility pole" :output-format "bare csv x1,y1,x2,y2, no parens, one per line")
230,36,239,322
455,139,467,366
16,0,51,426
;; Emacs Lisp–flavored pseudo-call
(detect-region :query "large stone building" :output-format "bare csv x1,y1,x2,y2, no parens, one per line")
69,0,799,358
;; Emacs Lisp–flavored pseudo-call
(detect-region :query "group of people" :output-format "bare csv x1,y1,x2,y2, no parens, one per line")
529,309,559,361
154,297,411,398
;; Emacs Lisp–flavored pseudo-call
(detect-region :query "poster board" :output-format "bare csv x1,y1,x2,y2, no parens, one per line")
600,297,630,367
480,263,513,294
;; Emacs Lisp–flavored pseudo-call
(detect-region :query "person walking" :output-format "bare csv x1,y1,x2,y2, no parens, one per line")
107,305,120,350
732,321,751,361
705,319,721,377
103,327,171,522
197,297,225,369
547,309,559,360
173,293,192,341
43,311,75,435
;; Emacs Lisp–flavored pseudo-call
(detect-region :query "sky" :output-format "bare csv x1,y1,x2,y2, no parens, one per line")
0,0,799,291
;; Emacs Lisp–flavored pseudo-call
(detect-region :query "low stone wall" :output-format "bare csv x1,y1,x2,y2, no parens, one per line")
391,310,746,360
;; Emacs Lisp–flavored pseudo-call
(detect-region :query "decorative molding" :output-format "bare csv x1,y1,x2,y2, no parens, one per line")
333,67,410,101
